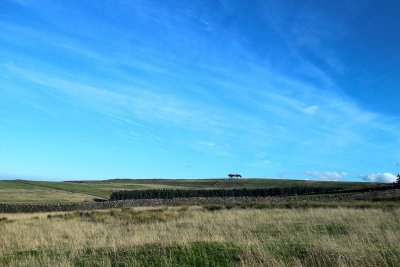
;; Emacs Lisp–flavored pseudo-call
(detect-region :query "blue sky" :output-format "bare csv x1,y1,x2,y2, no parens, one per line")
0,0,399,182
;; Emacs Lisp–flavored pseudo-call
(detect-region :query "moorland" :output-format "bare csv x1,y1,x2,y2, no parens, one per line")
1,178,399,266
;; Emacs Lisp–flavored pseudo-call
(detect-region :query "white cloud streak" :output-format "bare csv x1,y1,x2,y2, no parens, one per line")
304,171,348,180
360,173,397,183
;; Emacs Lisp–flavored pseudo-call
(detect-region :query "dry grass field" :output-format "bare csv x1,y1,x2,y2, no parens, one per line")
1,205,400,266
1,179,398,266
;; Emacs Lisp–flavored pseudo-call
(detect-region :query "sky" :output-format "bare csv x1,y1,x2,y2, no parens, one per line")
0,0,400,182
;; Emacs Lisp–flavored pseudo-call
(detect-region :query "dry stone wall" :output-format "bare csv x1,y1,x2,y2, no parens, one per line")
0,197,276,213
1,189,398,213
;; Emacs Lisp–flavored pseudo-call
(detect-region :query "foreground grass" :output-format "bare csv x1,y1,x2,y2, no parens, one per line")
1,206,400,266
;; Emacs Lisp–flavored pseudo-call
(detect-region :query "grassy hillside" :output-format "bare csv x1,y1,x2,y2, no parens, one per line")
72,178,378,190
0,178,383,204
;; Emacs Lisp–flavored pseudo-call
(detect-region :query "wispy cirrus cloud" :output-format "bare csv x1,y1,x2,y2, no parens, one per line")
1,1,400,179
2,65,227,129
3,55,400,174
302,105,319,116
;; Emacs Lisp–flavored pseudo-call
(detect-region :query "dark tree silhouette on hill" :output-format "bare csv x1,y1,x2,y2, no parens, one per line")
227,174,242,179
395,174,400,187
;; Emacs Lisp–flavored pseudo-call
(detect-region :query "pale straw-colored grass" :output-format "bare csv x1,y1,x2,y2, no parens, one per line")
1,207,399,266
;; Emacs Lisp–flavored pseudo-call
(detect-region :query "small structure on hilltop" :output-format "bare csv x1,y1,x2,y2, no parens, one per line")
228,174,242,179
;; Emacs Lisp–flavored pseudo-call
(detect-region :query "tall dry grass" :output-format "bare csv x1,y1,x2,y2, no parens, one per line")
1,207,399,266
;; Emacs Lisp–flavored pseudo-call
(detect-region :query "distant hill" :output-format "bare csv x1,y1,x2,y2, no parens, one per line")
0,178,384,204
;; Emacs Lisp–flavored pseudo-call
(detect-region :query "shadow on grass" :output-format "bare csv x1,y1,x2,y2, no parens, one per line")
3,241,400,266
202,201,400,211
3,242,243,267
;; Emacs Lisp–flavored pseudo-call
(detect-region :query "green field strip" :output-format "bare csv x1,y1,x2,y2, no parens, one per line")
207,180,222,189
0,180,55,190
14,180,108,199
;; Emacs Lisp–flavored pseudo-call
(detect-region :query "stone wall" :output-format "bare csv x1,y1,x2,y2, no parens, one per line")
0,197,276,213
1,189,398,213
